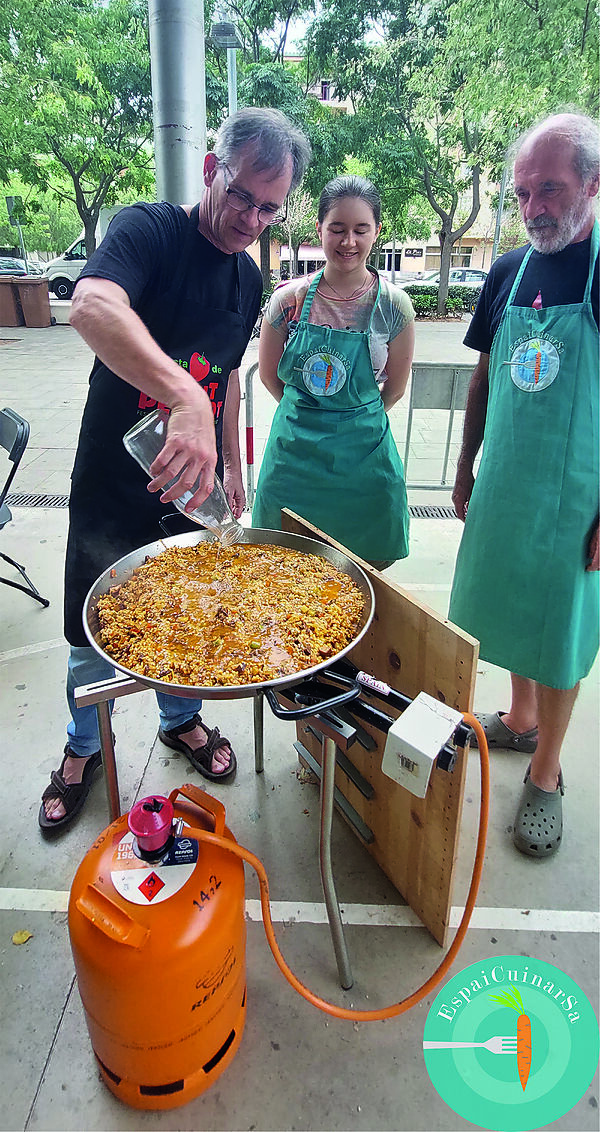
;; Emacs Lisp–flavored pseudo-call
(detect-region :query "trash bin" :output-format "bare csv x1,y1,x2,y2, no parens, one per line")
15,276,52,328
0,277,25,327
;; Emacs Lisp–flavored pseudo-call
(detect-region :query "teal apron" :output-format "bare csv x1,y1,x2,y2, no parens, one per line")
252,270,409,563
449,223,599,689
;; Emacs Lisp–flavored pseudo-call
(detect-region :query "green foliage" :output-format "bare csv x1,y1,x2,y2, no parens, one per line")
0,181,80,252
1,0,154,253
225,0,316,64
403,283,475,317
490,985,526,1013
441,0,599,153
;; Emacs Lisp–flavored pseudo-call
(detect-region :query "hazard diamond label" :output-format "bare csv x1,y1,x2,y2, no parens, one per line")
111,833,198,905
138,872,165,901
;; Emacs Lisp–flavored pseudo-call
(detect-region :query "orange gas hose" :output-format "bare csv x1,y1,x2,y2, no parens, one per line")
195,712,489,1021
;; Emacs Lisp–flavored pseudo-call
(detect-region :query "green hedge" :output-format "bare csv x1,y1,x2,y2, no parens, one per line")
403,283,481,317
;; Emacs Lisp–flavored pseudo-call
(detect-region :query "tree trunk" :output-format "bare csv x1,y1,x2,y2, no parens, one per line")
437,222,453,315
83,216,98,258
259,229,271,292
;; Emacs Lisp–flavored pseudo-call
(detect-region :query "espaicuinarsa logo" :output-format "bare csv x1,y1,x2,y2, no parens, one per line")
423,954,599,1131
510,337,560,391
300,349,348,396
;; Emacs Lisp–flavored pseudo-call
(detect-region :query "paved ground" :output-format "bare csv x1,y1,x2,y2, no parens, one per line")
0,314,598,1132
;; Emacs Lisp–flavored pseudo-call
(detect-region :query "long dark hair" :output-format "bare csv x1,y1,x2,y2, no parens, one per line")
318,175,381,226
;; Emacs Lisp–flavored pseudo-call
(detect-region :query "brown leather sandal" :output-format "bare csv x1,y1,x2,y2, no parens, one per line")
158,713,237,782
38,746,103,834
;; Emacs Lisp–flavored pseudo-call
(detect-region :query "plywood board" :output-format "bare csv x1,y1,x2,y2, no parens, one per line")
282,510,479,947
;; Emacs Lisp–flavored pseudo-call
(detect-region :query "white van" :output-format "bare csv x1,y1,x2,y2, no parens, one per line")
44,206,124,299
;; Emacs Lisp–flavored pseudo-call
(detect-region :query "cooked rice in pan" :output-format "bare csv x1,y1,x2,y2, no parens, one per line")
96,542,364,686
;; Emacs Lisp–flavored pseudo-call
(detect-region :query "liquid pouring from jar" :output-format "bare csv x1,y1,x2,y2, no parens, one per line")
122,408,244,547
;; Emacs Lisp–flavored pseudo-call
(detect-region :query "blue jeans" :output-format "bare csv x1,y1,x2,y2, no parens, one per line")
66,646,203,757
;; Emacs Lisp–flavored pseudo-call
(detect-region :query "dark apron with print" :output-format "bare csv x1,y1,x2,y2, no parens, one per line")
252,269,409,562
65,204,248,645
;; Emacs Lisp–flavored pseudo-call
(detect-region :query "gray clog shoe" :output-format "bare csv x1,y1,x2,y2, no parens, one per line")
474,711,538,753
512,764,564,857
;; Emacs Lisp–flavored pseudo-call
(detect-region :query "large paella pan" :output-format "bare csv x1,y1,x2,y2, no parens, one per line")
83,528,375,701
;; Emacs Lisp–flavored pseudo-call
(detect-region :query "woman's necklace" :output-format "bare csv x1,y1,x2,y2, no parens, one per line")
318,271,372,301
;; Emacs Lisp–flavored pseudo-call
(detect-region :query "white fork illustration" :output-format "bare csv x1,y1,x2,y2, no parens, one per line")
424,1036,518,1055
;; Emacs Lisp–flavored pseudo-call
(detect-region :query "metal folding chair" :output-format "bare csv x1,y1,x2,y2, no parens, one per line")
0,406,50,607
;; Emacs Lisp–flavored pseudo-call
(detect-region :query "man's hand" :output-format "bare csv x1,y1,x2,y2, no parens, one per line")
452,460,475,522
223,467,246,519
148,396,217,511
586,520,599,571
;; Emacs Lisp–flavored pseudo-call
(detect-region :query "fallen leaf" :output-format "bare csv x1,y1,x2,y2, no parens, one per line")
12,930,33,945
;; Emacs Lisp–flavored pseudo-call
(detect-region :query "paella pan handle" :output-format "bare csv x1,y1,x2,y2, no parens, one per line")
264,670,361,720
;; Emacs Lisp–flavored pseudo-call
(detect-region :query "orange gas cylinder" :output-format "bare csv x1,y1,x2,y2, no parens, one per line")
68,783,246,1110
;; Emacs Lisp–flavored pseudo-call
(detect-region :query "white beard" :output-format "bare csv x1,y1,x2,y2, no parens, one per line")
526,192,593,254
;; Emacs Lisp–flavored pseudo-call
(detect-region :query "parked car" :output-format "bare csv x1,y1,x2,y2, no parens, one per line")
409,267,488,288
0,256,27,275
44,206,124,299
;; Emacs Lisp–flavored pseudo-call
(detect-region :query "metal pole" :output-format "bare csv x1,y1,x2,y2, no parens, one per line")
227,47,238,114
148,0,207,204
491,166,509,265
245,362,257,510
320,735,354,989
253,693,264,774
391,232,396,284
97,701,122,821
15,219,27,269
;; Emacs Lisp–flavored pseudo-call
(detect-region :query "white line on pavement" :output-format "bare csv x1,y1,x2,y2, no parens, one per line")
0,638,66,663
1,889,598,933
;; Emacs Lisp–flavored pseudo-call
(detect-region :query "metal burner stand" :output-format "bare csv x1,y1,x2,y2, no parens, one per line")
75,670,364,989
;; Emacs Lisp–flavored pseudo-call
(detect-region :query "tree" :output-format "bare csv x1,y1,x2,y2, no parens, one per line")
275,188,317,276
304,0,598,312
224,0,316,63
1,0,154,257
441,0,598,127
0,180,80,254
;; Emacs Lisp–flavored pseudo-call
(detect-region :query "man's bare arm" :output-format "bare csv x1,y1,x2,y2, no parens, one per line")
70,277,217,508
452,353,490,521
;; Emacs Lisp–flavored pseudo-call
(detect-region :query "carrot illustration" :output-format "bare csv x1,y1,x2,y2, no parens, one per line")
534,350,542,384
321,354,334,391
489,984,532,1090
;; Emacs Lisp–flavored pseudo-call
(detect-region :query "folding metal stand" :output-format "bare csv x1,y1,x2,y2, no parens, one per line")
74,676,359,989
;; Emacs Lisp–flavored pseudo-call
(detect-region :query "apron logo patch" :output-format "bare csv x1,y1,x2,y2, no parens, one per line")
509,337,560,392
300,350,348,397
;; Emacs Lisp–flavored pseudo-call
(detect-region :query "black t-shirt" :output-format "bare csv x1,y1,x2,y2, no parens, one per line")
78,201,262,377
465,234,599,354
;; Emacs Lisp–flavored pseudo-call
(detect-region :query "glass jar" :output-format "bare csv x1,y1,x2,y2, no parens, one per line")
123,408,244,546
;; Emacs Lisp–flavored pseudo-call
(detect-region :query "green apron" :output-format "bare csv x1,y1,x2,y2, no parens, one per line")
252,270,409,562
449,223,599,689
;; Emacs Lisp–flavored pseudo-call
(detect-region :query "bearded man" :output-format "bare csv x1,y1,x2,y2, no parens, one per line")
449,112,599,858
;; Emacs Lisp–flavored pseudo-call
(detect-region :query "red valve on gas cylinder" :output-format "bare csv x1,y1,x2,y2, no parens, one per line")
128,795,174,855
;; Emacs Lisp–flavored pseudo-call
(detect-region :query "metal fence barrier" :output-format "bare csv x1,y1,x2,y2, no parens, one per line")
404,362,473,489
242,359,474,506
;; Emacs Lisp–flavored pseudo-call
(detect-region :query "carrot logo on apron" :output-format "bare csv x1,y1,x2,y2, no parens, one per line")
510,337,561,392
300,350,348,397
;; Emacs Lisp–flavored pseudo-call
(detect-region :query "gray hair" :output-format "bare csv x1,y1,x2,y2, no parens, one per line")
510,111,600,185
213,107,312,192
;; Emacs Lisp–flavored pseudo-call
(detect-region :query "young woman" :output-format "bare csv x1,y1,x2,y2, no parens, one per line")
252,175,415,568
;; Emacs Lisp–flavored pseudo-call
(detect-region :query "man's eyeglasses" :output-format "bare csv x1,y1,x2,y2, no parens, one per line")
221,164,287,225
